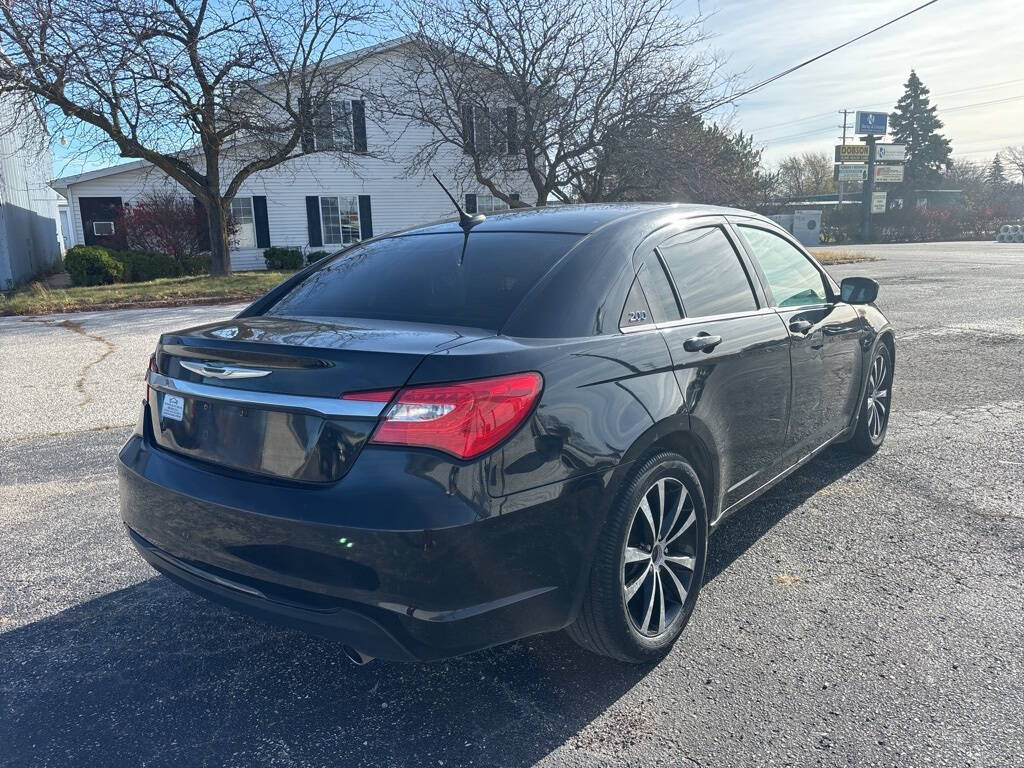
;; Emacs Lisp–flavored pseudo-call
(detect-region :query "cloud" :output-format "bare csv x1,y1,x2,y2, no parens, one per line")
698,0,1023,166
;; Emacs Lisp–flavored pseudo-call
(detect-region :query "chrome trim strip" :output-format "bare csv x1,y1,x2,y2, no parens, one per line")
180,360,272,379
148,372,387,418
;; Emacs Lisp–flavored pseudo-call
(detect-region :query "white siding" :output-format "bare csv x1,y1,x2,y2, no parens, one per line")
0,96,62,289
58,47,535,272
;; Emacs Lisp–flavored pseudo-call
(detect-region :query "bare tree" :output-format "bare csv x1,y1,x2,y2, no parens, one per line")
0,0,382,274
385,0,721,206
776,151,835,200
1003,146,1024,189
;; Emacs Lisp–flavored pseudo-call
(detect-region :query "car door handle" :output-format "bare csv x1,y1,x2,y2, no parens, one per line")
789,319,813,334
683,333,722,353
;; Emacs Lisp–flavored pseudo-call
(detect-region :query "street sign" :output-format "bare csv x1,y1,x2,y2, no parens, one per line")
855,111,888,135
875,144,907,162
835,144,870,162
871,191,887,214
835,163,867,182
874,165,904,183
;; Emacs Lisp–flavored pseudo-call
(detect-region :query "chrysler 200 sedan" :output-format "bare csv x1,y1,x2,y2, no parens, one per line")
119,203,894,664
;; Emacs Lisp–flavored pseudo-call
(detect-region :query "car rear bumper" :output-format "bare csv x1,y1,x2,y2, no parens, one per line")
117,422,615,661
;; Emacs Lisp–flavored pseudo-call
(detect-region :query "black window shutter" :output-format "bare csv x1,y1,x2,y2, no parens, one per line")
252,196,270,248
464,193,477,214
193,198,211,251
305,196,323,247
352,100,367,153
505,107,518,154
298,97,313,153
510,193,520,202
358,195,373,239
460,103,475,153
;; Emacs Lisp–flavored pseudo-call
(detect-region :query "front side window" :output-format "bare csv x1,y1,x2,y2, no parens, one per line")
657,227,757,317
738,225,827,308
229,197,255,248
319,196,360,246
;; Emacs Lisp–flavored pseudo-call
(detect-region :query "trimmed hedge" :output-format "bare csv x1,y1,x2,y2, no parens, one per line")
64,245,212,286
180,252,212,276
305,250,330,265
65,246,125,286
114,251,182,282
263,246,304,270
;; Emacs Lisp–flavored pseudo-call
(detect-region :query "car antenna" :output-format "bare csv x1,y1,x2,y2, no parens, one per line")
432,173,485,265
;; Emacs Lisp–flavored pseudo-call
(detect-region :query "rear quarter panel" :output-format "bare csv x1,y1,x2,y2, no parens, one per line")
409,332,685,497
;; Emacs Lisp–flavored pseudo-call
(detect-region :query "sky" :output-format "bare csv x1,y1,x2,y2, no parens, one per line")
51,0,1022,179
700,0,1023,169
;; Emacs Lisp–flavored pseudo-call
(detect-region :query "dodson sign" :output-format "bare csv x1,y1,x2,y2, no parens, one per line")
835,144,870,162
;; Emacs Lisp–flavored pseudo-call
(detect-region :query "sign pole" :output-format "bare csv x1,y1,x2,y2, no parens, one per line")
861,134,877,242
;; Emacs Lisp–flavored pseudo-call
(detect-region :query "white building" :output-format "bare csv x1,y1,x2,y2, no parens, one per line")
50,39,530,271
0,96,63,290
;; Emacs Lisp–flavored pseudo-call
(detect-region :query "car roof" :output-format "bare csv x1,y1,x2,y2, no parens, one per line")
394,202,775,237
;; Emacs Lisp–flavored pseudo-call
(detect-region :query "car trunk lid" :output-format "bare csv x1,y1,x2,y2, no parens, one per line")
147,316,486,482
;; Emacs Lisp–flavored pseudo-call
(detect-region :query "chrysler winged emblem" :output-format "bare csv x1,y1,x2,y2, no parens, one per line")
179,361,272,380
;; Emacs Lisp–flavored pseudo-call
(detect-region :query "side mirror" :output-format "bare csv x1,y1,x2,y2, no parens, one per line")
840,276,879,305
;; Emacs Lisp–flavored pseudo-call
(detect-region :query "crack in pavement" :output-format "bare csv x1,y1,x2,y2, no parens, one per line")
22,316,117,406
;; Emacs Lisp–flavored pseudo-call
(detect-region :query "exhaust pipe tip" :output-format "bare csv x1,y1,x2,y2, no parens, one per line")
342,645,374,666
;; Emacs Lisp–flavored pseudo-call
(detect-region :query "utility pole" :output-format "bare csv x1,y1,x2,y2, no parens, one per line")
838,109,851,206
861,134,877,241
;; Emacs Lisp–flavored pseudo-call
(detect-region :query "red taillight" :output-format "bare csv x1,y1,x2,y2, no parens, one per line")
342,389,397,403
370,372,543,460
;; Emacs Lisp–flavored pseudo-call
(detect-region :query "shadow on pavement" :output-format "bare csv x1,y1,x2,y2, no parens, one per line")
0,450,867,768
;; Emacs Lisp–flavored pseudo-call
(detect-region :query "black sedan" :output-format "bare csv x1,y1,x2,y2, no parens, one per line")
118,203,894,664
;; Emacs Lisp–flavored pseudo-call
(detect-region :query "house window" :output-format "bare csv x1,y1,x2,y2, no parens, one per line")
93,221,115,237
476,193,513,213
230,197,256,249
314,101,354,151
462,105,518,155
320,196,361,246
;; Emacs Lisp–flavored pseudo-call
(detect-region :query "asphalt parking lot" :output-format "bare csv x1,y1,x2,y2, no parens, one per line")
1,241,1022,767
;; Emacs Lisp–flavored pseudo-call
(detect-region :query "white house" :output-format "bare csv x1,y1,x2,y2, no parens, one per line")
0,96,63,289
50,38,531,271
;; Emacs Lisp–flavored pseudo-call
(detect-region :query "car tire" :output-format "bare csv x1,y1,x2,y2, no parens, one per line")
567,451,708,663
849,342,893,455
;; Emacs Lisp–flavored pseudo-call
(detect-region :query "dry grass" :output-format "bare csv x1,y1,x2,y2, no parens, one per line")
0,271,293,317
809,248,877,265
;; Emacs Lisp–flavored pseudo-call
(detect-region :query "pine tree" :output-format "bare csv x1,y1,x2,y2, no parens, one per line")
988,153,1007,186
889,70,952,190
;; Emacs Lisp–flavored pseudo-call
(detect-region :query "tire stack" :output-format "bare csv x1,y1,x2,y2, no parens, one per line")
997,223,1024,243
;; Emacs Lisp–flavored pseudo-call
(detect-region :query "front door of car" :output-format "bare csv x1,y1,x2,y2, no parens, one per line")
732,222,863,459
634,219,791,516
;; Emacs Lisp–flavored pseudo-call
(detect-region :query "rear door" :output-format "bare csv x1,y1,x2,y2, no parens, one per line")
634,218,792,515
732,221,863,458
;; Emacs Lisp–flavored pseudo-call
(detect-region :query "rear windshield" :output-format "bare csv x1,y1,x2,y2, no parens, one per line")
264,232,581,329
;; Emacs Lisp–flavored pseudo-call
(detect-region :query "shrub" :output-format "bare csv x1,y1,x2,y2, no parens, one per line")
113,251,182,282
64,245,125,286
305,250,330,265
180,252,212,276
263,246,303,270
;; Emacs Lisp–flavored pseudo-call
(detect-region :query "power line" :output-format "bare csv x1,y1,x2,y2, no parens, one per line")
747,77,1024,134
699,0,943,115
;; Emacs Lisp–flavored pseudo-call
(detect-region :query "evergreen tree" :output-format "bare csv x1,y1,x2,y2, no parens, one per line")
988,153,1007,186
890,70,952,189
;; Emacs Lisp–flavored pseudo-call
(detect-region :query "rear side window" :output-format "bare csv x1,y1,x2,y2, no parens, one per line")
657,227,758,317
265,232,581,329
